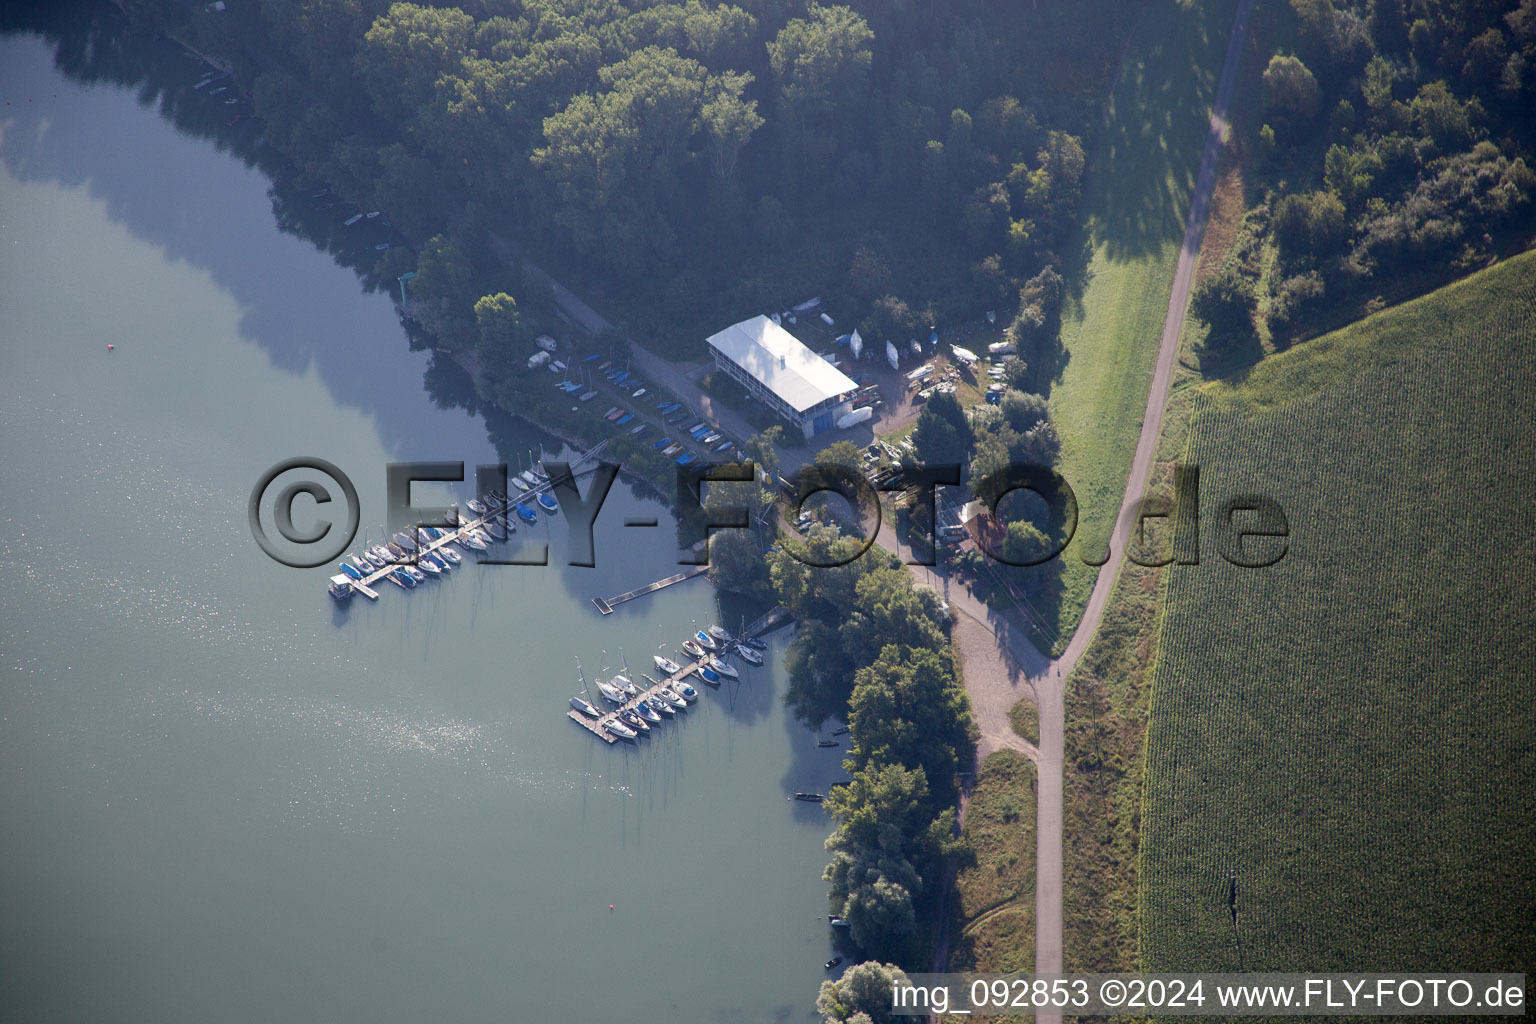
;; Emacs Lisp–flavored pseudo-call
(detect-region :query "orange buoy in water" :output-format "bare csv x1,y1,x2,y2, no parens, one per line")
609,905,614,911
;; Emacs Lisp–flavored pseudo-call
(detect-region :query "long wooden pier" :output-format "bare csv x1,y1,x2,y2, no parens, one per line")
591,565,708,615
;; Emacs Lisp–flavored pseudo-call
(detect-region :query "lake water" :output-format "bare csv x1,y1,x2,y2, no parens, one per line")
0,25,847,1023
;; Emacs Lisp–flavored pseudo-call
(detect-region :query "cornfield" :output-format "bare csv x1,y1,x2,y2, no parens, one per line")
1140,252,1536,975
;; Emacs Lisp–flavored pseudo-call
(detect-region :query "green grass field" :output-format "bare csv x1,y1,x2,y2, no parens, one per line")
1140,251,1536,974
1045,0,1239,649
948,751,1037,973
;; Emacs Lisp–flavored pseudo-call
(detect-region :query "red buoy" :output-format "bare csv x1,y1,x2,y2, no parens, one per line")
107,344,114,350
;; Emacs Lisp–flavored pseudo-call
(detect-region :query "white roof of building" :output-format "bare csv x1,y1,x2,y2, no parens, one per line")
707,315,858,413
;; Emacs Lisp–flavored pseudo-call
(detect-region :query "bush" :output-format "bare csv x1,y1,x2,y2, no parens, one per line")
1191,262,1257,338
1268,271,1327,333
1274,189,1349,257
1263,54,1321,130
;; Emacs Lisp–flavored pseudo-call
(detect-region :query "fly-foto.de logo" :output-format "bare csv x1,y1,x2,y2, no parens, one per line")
248,459,1288,571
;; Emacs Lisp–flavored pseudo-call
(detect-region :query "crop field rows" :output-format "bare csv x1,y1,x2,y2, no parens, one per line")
1140,253,1536,974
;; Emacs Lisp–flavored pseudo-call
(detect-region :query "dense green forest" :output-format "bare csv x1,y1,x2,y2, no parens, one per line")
1193,0,1536,355
126,0,1125,374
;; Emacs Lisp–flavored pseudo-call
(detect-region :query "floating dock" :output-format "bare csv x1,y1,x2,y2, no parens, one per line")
566,671,700,743
591,565,708,615
567,634,774,743
339,443,608,600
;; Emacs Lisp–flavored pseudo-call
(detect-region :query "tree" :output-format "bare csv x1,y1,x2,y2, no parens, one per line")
801,440,870,521
1000,390,1049,433
1191,262,1257,339
410,234,478,351
1027,130,1086,227
818,961,912,1024
742,426,784,479
847,244,893,301
999,355,1030,392
534,90,637,210
1362,54,1397,111
1262,54,1321,127
708,524,772,599
861,294,916,344
1274,189,1349,253
599,46,709,172
824,763,934,850
1463,27,1508,90
699,70,763,177
682,1,757,67
472,292,522,395
847,645,972,807
1409,81,1475,150
975,95,1039,164
1001,520,1053,566
356,3,474,122
839,567,950,671
823,826,921,960
1368,0,1409,54
910,390,972,469
767,4,874,129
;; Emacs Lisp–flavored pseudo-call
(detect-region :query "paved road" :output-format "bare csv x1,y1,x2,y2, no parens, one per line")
1027,1,1255,1009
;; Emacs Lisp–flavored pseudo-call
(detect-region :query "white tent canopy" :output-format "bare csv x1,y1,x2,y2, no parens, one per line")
705,315,858,413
